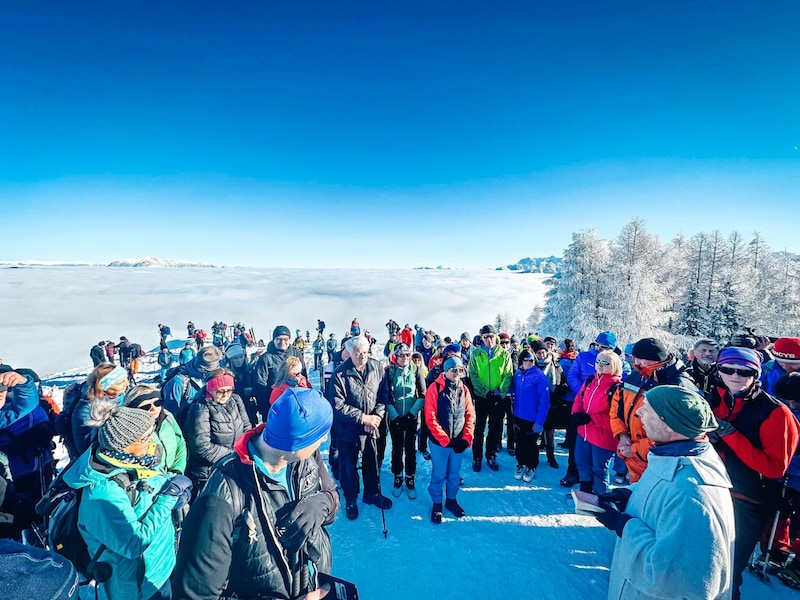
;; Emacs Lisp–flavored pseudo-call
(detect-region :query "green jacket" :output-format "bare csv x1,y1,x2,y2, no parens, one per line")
468,346,513,398
378,364,426,421
156,411,187,474
63,448,178,600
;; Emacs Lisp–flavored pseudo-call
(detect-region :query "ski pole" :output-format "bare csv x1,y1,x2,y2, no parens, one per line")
762,477,789,581
372,434,387,538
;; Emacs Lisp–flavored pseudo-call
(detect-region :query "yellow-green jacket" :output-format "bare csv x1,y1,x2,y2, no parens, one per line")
468,346,513,398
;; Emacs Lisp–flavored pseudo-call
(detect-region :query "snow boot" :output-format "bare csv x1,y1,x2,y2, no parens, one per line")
391,475,403,498
579,481,593,493
547,452,559,469
405,475,417,499
522,468,535,483
445,497,466,518
345,502,358,520
363,493,393,509
514,465,524,480
431,503,443,524
486,457,499,471
472,459,482,472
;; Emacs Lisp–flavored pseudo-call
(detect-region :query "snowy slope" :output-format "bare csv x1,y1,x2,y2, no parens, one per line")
40,344,794,600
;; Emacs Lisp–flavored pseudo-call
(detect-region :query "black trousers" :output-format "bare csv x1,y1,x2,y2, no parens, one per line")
339,436,380,503
472,395,504,461
513,416,540,470
389,417,418,476
503,396,516,450
732,497,771,600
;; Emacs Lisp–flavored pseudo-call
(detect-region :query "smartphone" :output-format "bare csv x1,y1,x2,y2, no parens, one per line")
318,572,359,600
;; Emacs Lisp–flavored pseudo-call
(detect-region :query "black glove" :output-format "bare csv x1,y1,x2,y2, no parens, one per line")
570,412,592,426
405,413,418,427
598,487,633,511
594,500,632,538
485,392,501,407
448,438,469,454
275,492,331,553
715,419,736,437
162,474,193,511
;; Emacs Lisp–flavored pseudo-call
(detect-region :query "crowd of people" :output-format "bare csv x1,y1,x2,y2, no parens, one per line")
2,319,800,599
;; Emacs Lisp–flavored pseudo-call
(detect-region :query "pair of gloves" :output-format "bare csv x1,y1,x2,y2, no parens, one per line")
594,487,633,538
447,437,469,454
391,413,418,428
570,412,592,427
162,475,193,511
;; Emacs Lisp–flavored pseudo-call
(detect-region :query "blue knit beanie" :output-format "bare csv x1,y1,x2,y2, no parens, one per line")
443,356,464,371
595,331,617,348
263,388,333,451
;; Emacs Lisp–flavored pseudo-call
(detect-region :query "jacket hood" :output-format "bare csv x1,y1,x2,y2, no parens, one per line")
233,423,267,465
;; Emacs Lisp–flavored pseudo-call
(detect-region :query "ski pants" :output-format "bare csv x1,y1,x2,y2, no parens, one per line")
389,416,417,476
428,442,464,504
513,416,540,470
732,497,771,600
472,394,504,461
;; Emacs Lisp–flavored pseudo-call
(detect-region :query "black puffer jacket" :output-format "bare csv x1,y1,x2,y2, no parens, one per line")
185,393,252,488
332,358,386,443
173,426,338,600
253,342,308,407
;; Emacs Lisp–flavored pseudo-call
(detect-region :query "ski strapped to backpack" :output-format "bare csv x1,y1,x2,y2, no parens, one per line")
35,461,139,584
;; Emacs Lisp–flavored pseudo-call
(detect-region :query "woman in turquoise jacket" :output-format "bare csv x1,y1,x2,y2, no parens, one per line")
63,401,191,600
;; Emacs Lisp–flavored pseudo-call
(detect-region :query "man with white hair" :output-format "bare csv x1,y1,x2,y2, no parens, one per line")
686,337,720,394
332,335,391,520
595,385,735,600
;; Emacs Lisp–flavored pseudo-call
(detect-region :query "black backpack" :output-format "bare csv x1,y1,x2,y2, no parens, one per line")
35,462,137,582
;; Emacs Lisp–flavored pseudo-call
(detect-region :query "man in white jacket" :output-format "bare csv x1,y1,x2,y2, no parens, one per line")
596,385,735,600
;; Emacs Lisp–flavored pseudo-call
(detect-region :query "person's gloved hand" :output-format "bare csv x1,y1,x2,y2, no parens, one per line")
448,438,469,454
275,493,331,553
598,487,632,511
715,419,736,437
533,423,544,434
404,413,418,427
162,474,193,511
485,392,500,406
570,412,592,426
594,500,632,538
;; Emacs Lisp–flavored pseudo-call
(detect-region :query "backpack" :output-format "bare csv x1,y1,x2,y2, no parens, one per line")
55,383,84,456
35,463,137,581
161,367,203,426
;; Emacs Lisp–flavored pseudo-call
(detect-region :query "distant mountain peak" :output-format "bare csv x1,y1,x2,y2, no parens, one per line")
496,256,562,274
107,257,215,268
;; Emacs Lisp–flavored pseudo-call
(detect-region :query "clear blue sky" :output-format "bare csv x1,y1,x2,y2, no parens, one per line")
1,1,798,268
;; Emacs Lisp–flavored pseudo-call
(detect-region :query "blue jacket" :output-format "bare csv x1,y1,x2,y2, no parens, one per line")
179,347,196,365
0,375,38,430
63,448,178,600
761,360,789,395
567,349,598,395
510,367,550,425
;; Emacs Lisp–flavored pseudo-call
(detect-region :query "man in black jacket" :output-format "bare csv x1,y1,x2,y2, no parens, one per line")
173,388,337,600
333,335,391,520
89,341,106,367
254,325,308,422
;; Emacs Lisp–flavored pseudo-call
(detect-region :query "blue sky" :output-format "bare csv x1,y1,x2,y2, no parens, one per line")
1,1,798,268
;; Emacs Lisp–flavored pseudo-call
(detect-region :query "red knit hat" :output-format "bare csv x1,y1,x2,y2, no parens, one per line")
773,338,800,365
206,373,235,395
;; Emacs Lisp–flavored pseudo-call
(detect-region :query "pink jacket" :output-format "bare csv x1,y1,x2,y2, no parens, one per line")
572,373,620,452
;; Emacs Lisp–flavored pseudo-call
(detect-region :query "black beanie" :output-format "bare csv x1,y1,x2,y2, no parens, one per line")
632,338,669,362
479,324,496,336
530,340,547,352
273,325,291,340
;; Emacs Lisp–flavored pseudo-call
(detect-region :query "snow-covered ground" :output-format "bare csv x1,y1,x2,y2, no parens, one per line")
1,264,791,599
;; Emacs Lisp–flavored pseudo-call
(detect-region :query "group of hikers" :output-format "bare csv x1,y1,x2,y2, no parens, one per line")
2,318,800,599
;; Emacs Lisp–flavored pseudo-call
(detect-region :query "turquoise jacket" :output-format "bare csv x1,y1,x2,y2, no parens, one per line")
63,448,179,600
378,364,426,421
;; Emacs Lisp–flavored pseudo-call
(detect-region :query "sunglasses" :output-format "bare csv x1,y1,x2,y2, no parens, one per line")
522,358,535,363
595,359,611,366
500,341,510,345
136,398,164,410
482,334,495,339
447,367,465,374
397,353,411,358
717,365,758,378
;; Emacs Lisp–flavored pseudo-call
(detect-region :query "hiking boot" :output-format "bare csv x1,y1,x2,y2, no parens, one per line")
472,459,482,472
391,475,403,498
405,476,417,500
514,465,524,481
547,454,559,469
487,457,499,471
560,474,579,487
345,502,358,520
445,497,466,518
522,468,535,483
421,450,432,461
363,493,393,510
431,503,443,524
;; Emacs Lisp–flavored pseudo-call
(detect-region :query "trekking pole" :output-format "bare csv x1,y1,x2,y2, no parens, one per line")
761,477,789,582
372,435,388,538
